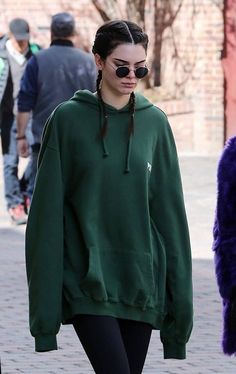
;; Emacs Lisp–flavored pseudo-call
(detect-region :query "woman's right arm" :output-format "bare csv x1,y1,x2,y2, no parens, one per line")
25,110,64,352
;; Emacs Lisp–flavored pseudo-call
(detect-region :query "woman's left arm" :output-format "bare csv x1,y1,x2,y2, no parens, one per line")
149,117,193,359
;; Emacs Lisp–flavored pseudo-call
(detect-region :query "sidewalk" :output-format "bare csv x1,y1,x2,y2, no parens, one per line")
1,154,236,373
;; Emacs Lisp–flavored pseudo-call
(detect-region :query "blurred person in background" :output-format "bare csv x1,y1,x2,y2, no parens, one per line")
17,12,96,203
0,18,40,225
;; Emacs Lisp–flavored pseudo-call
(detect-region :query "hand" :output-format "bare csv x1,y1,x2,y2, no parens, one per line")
17,138,29,158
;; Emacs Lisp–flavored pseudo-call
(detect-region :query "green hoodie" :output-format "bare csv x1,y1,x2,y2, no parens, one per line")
26,90,193,358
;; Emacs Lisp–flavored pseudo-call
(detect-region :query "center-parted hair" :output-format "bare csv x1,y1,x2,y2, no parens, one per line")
92,20,148,59
92,20,149,166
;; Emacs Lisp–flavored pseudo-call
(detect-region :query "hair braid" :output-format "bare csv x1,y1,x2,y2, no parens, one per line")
128,92,135,137
97,75,108,139
96,70,102,93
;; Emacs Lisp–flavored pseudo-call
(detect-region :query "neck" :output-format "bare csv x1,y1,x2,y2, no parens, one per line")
51,34,75,43
100,85,131,110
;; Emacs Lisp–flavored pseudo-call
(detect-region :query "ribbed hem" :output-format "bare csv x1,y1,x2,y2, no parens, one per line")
163,341,186,359
62,296,164,330
35,334,57,352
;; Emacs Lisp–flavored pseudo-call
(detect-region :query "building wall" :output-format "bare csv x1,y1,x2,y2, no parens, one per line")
159,0,224,154
222,0,236,140
0,0,225,154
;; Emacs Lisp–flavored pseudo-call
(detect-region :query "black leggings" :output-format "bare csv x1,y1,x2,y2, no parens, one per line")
73,314,152,374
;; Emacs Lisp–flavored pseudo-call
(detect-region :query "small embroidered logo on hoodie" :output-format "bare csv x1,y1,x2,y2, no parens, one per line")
147,162,152,172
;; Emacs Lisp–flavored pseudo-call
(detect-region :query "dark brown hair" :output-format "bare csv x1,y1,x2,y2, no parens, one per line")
92,20,148,143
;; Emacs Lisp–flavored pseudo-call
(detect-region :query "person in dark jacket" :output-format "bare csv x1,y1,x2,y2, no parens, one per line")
213,136,236,355
25,19,193,373
17,12,96,201
0,18,40,224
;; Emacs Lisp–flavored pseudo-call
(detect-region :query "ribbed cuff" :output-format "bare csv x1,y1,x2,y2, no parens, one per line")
163,341,186,359
35,334,58,352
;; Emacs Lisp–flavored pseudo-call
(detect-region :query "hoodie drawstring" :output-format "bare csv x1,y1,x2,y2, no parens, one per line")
99,102,109,157
101,114,109,157
125,135,133,173
102,136,109,157
125,112,134,173
98,91,135,172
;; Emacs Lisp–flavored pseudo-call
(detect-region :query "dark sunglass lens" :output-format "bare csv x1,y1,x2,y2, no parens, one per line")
135,67,148,79
116,66,130,78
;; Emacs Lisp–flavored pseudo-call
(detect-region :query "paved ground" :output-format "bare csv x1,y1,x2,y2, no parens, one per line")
1,153,236,373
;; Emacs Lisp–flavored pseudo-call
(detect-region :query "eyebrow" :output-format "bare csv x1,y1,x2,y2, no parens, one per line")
113,58,146,64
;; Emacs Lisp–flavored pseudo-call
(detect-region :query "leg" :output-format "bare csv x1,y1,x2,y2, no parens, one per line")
3,153,22,207
118,319,152,374
2,118,24,208
1,115,27,223
73,315,130,374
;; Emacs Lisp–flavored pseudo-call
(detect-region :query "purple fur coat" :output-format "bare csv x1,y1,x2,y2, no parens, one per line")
213,136,236,355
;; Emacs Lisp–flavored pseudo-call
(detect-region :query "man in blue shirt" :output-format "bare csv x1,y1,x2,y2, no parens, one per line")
17,12,96,203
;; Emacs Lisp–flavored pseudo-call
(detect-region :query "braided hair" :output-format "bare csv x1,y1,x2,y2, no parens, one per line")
92,20,148,139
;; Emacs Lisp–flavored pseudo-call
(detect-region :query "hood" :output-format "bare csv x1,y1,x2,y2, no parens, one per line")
71,89,154,173
71,89,153,113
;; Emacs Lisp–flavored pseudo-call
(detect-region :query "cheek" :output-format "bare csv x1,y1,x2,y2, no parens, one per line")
104,69,119,84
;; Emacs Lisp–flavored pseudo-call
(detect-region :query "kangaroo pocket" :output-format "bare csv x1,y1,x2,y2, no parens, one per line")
80,248,155,307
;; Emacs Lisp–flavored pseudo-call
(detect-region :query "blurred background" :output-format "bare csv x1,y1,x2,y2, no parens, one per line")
2,1,236,373
1,0,232,155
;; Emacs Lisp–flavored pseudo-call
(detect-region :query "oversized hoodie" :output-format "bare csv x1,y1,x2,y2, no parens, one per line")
26,90,193,359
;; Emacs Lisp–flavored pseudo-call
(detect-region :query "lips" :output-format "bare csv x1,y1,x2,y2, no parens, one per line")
122,83,136,88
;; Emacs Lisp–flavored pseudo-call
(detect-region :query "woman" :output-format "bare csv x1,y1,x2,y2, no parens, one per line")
213,137,236,355
26,20,193,373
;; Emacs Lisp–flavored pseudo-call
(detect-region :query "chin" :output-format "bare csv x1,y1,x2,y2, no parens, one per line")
120,87,136,95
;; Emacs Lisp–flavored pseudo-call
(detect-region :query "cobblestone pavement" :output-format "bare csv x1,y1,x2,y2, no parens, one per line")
1,154,236,373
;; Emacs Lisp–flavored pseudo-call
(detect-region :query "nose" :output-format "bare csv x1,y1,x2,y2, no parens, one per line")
128,69,136,79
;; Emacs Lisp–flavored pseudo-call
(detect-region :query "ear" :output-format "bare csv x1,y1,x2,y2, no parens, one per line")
94,53,104,70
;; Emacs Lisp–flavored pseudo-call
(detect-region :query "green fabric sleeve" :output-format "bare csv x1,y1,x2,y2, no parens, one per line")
163,341,186,359
26,114,64,352
149,117,193,359
35,334,58,352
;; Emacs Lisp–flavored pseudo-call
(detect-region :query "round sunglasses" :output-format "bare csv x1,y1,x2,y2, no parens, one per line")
107,62,148,79
116,66,148,79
